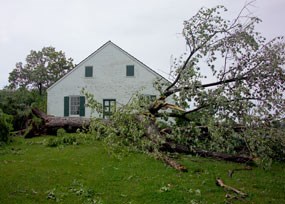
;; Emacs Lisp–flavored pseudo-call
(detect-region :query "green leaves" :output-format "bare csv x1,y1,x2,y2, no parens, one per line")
161,3,285,163
8,46,74,95
167,3,285,124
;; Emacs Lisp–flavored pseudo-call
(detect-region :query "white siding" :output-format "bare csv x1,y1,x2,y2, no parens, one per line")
47,41,167,117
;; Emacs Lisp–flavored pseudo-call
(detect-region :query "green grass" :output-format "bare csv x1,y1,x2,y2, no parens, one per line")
0,135,284,204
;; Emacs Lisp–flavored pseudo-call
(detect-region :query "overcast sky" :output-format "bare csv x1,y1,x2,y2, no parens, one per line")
0,0,284,88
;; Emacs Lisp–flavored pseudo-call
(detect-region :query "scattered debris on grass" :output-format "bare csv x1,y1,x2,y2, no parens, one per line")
216,178,247,198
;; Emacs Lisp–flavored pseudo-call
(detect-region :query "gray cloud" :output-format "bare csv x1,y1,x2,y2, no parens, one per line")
1,0,284,88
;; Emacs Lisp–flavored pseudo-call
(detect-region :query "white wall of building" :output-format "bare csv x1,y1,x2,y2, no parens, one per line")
47,41,168,118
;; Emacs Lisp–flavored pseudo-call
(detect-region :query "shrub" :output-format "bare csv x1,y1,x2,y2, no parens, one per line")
46,135,79,147
57,128,66,137
0,109,13,143
0,88,47,132
46,137,60,147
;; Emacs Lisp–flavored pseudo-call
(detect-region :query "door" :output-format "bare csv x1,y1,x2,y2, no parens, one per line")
103,99,116,119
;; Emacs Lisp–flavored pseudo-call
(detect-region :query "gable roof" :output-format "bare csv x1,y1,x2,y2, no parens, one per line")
47,41,170,91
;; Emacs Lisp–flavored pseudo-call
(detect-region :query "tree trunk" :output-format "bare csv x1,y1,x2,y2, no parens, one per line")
160,141,254,164
136,115,189,172
193,148,253,164
31,108,90,135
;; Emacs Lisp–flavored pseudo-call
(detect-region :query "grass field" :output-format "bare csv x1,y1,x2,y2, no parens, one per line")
0,135,284,204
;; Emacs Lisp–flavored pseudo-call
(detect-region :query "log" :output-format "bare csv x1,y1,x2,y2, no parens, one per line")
160,141,191,154
193,149,253,164
31,108,90,134
160,141,254,164
45,117,90,128
32,108,90,128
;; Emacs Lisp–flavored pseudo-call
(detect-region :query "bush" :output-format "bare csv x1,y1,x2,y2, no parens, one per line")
46,135,79,147
56,128,66,137
0,109,13,143
0,88,47,131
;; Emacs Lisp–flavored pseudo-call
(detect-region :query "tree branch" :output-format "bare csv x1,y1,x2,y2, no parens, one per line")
164,76,247,98
164,50,195,93
164,30,220,94
154,96,260,119
216,178,248,197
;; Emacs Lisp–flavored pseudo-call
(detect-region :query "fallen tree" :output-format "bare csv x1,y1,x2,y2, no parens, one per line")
20,108,90,137
144,2,285,164
26,107,255,171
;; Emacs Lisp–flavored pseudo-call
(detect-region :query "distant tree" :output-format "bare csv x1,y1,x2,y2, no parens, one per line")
8,47,74,95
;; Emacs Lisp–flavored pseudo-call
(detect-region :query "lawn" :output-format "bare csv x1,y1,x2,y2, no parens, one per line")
0,135,284,204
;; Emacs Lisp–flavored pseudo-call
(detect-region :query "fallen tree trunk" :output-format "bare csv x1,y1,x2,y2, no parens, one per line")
32,108,90,128
31,108,90,135
136,115,189,172
160,141,254,164
45,117,90,128
193,149,253,164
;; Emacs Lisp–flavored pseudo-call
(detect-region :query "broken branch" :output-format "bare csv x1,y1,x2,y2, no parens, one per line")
216,178,248,197
228,166,253,178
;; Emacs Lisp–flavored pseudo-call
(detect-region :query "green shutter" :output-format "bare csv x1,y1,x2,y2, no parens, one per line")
126,65,134,76
85,66,93,77
64,96,69,116
79,96,85,117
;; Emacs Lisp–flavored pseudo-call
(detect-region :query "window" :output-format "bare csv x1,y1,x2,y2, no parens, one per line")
70,96,80,115
85,66,93,77
64,96,85,117
103,99,116,119
126,65,134,76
